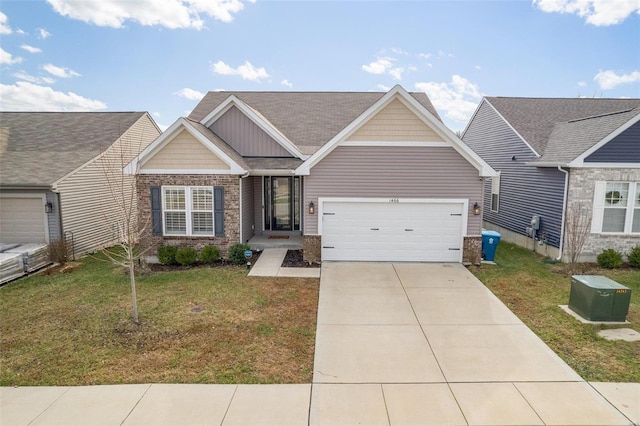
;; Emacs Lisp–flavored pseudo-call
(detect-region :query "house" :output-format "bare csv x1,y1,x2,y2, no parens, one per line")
462,97,640,262
129,85,496,264
0,112,161,259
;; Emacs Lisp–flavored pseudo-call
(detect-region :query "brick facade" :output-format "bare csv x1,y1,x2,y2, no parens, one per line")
566,168,640,262
463,235,482,265
137,174,240,261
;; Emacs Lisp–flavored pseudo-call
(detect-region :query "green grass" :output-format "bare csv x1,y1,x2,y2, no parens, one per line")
0,254,319,386
472,242,640,382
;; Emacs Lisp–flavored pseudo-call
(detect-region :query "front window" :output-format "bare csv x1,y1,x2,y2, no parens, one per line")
594,181,640,234
163,186,214,236
491,174,500,212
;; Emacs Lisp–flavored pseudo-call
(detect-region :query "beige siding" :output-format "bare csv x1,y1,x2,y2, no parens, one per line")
347,99,443,142
142,129,230,170
241,177,255,243
56,114,160,256
304,146,482,235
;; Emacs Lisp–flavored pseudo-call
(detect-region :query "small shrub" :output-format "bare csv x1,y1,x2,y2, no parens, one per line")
228,243,251,265
200,245,221,264
158,245,178,265
628,246,640,268
48,238,68,264
597,248,623,269
175,247,198,266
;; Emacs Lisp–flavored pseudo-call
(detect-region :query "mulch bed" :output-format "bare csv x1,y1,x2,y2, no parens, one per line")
281,250,320,268
147,251,262,272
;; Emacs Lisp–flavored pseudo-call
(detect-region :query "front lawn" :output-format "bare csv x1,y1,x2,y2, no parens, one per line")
0,255,319,386
472,242,640,382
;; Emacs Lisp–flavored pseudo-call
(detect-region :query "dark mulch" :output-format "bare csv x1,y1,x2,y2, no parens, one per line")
281,250,320,268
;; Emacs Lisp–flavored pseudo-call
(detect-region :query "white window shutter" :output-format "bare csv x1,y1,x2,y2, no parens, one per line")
591,181,606,233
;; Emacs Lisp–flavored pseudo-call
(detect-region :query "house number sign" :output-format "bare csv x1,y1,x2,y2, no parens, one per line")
389,198,399,203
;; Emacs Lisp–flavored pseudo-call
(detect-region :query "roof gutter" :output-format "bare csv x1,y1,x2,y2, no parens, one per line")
0,184,54,191
556,166,570,261
525,161,568,168
245,169,297,176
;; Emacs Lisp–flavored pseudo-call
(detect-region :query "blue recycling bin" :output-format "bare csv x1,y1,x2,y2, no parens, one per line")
482,230,501,261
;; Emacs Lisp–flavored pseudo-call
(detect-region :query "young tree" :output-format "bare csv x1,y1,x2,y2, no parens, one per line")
564,202,592,267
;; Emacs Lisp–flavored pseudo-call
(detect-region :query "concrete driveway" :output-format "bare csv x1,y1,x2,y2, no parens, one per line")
311,262,633,425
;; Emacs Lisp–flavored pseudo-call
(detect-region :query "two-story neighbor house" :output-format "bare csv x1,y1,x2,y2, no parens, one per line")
462,97,640,262
128,85,496,264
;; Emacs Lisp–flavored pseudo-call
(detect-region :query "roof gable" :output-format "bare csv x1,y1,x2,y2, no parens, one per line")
0,112,151,186
297,85,496,177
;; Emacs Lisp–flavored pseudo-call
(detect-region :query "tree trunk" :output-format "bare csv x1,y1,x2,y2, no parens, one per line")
129,262,139,324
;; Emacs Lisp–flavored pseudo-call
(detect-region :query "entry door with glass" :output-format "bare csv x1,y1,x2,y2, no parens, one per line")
264,176,300,231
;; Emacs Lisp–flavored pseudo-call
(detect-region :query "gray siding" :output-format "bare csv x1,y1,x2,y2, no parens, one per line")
304,146,482,235
253,177,264,234
585,121,640,163
463,100,566,248
46,191,62,241
241,177,255,243
211,106,293,157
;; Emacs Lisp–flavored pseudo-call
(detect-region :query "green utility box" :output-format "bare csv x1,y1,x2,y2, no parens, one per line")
568,275,631,322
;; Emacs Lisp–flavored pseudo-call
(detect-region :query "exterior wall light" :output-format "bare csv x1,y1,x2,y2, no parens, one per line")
308,201,315,215
473,202,480,215
45,202,53,213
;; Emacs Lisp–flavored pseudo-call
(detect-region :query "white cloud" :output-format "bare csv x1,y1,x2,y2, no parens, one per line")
475,65,482,70
16,28,26,35
13,71,56,84
391,47,408,55
281,79,293,88
418,53,432,60
389,67,404,81
46,0,248,29
42,63,81,78
0,48,23,65
408,65,417,72
0,81,107,111
376,84,391,91
594,69,640,89
153,112,160,117
37,28,51,38
21,44,42,54
533,0,640,26
0,12,12,34
174,87,205,100
578,80,587,87
212,60,269,81
415,75,482,123
362,57,394,75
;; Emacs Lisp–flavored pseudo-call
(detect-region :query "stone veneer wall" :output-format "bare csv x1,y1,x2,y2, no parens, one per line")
463,235,482,265
566,168,640,262
303,235,321,264
137,174,240,260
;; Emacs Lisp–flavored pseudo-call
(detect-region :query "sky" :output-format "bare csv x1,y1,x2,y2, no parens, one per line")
0,0,639,132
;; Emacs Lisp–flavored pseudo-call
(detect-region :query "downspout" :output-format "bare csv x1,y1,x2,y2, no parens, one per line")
556,166,569,261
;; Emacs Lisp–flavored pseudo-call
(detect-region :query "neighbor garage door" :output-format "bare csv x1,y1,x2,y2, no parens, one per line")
0,196,47,243
321,199,465,262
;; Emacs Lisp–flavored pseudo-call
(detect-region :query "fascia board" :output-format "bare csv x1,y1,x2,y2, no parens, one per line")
568,112,640,168
125,118,185,174
200,95,307,160
483,98,541,158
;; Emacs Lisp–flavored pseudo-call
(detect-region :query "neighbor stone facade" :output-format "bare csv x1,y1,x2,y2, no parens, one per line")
566,168,640,262
137,174,240,261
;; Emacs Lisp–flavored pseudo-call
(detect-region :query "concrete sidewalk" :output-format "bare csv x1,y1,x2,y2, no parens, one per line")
248,248,320,278
1,262,638,425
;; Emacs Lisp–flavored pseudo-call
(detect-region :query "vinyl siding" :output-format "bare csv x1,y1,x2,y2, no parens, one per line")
253,177,264,234
347,99,443,142
46,191,62,241
463,100,566,248
142,129,230,170
211,106,293,157
56,114,160,255
241,177,255,243
585,120,640,163
304,146,482,235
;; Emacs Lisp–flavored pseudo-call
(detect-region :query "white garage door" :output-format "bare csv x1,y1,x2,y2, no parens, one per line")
0,196,47,243
321,199,465,262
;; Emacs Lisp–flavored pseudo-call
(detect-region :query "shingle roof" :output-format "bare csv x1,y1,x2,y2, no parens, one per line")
485,97,640,156
189,91,441,154
532,107,640,164
0,112,147,186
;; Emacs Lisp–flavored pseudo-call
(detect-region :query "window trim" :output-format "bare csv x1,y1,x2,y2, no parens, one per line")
592,181,640,235
161,185,215,236
490,173,500,213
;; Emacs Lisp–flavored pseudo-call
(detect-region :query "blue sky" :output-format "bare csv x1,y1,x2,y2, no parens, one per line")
1,0,639,131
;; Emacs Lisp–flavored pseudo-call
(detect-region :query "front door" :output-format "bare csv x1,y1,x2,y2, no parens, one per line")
264,176,300,231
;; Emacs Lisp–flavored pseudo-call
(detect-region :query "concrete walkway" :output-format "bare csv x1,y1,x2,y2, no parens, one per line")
1,262,638,425
248,248,320,278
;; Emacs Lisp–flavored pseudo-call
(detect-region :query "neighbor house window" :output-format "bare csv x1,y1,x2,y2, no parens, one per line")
162,186,214,236
491,174,500,212
592,181,640,234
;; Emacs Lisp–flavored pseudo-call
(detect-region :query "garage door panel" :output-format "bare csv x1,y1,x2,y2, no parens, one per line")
321,200,464,262
0,197,47,244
